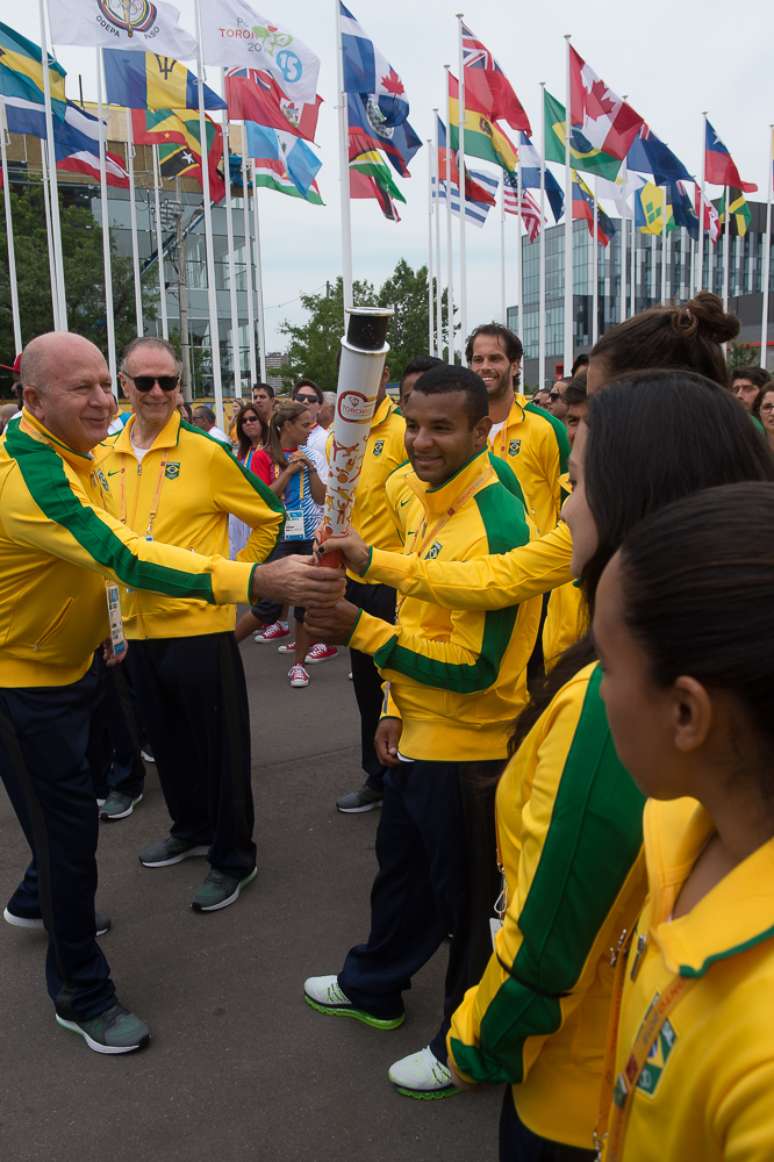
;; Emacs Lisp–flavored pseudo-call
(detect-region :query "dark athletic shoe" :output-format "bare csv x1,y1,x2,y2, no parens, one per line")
3,906,111,937
100,791,143,822
55,1003,150,1055
138,836,210,868
191,867,257,912
335,786,384,814
303,976,405,1029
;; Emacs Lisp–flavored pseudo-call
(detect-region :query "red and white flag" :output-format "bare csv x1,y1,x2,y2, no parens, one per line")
694,186,720,244
569,47,644,161
502,175,544,239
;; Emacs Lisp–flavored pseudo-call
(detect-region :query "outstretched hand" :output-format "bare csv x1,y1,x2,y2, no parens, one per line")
251,555,345,607
316,530,371,575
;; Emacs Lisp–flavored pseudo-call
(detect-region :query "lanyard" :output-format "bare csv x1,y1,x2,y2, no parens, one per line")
275,456,305,500
594,928,693,1161
117,458,169,539
409,472,489,561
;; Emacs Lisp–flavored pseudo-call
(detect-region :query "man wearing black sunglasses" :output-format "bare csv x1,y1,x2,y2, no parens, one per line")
293,379,329,483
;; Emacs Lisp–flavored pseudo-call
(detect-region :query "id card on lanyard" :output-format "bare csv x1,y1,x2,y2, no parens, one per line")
280,461,306,541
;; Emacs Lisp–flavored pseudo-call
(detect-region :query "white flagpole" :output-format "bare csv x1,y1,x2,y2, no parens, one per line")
456,14,468,353
697,112,707,291
335,0,353,316
40,143,59,330
426,139,434,354
592,176,599,345
194,0,224,425
538,83,547,387
220,84,240,394
619,163,627,322
38,0,66,329
251,163,268,384
630,191,637,316
562,34,573,374
760,126,773,371
660,189,668,303
432,110,443,357
722,185,730,310
515,161,523,338
95,49,117,385
499,171,506,326
241,152,257,383
124,109,143,336
0,99,22,352
152,146,168,340
444,66,456,363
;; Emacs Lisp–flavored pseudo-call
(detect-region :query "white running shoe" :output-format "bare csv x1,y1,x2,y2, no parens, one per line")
288,664,309,688
388,1046,457,1100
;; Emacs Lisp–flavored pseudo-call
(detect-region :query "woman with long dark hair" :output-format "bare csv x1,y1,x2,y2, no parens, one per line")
235,401,268,462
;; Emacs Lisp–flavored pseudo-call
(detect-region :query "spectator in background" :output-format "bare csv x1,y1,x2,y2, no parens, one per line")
192,404,231,446
0,402,17,433
251,383,275,427
759,384,774,451
319,391,336,430
398,355,444,409
731,365,770,412
0,353,22,419
563,375,588,446
178,401,193,422
293,380,329,480
570,352,589,377
230,402,270,557
533,388,551,408
547,377,570,420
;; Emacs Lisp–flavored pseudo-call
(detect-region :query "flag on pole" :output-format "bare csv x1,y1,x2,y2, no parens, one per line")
502,174,544,239
134,108,225,201
460,22,530,133
544,88,622,180
244,122,321,196
103,49,226,111
4,96,130,185
716,187,752,237
635,182,675,236
594,170,645,216
132,107,201,153
252,157,323,204
627,125,693,184
0,21,66,109
47,0,196,58
436,115,495,205
225,67,321,142
517,131,565,222
448,72,517,173
199,1,320,105
667,180,700,240
433,172,496,228
573,171,616,245
346,91,421,177
350,151,405,221
704,120,757,192
339,3,408,128
569,47,644,160
694,185,720,244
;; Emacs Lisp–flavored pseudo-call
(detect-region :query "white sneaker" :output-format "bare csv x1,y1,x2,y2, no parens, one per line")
288,664,309,688
388,1046,457,1100
303,975,404,1030
277,639,296,654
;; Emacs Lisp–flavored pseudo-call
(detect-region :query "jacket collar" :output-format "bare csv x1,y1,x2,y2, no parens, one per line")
646,798,774,979
115,409,182,454
370,396,395,431
410,449,493,520
18,408,95,469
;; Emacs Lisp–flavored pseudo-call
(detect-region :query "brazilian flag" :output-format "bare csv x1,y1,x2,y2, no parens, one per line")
544,88,622,181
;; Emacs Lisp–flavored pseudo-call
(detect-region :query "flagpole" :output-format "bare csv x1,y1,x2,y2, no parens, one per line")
194,0,224,426
124,109,143,336
433,109,443,358
697,111,707,292
538,82,547,387
335,0,353,316
499,171,506,327
722,184,730,310
592,175,599,345
152,146,169,340
456,14,468,353
241,151,257,383
426,139,434,354
0,99,22,352
38,0,66,329
562,33,573,375
220,82,241,394
760,125,772,371
516,161,523,339
630,191,636,316
95,49,117,385
444,66,456,363
619,157,627,322
660,188,668,303
40,143,59,331
251,163,268,384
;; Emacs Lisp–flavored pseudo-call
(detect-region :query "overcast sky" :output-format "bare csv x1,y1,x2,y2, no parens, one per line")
11,0,774,347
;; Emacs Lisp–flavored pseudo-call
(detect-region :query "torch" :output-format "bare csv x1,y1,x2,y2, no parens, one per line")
318,307,394,569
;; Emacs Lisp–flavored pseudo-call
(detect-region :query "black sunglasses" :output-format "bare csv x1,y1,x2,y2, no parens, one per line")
295,394,318,403
123,372,179,392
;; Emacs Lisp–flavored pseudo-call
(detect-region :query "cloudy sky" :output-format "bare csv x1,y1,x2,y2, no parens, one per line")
11,0,774,347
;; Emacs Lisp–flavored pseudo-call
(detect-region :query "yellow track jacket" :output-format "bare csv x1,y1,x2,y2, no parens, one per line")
0,412,258,688
348,450,542,762
603,798,774,1162
488,396,570,536
448,664,646,1148
102,412,283,639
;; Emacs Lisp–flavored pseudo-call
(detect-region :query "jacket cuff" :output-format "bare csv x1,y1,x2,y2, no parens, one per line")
362,547,412,588
211,559,256,605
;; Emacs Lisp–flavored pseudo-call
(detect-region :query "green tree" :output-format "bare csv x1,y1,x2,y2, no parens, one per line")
0,183,157,394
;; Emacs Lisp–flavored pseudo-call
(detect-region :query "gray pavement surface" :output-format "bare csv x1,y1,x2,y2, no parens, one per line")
0,638,501,1162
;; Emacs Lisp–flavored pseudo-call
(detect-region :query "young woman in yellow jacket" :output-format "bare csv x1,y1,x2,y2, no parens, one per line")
593,483,774,1162
445,374,774,1160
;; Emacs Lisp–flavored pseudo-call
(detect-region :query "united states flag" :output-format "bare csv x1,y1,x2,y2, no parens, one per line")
502,173,544,239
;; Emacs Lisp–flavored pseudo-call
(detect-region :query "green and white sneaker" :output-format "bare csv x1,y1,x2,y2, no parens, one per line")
388,1046,459,1100
100,791,143,822
191,867,257,912
303,975,404,1030
55,1003,150,1055
138,836,210,868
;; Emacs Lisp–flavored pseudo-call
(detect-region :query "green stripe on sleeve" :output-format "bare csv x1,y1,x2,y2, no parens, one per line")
372,483,527,694
488,451,525,506
7,424,216,602
181,419,286,522
525,401,571,474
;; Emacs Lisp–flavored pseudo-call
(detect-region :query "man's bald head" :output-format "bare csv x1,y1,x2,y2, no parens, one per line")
21,333,107,395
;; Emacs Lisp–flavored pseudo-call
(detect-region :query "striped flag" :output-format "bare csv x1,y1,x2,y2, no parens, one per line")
502,175,543,239
432,168,496,228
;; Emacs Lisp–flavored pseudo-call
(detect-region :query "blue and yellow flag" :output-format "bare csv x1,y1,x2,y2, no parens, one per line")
0,22,66,110
635,182,675,235
103,49,226,113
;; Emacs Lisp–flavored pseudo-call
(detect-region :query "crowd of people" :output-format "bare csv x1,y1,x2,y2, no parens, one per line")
1,295,773,1161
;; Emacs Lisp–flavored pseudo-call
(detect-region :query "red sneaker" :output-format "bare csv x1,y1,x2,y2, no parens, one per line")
305,643,339,664
253,621,289,643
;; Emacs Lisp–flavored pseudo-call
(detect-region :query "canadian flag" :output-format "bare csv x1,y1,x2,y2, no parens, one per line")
569,47,644,161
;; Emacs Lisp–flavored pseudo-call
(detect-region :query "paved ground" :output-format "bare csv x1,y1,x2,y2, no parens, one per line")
0,638,502,1162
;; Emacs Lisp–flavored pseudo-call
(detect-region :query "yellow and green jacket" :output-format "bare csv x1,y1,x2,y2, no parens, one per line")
603,798,774,1162
448,663,646,1149
102,411,283,639
361,517,574,611
488,395,570,537
0,411,258,688
327,396,406,583
349,450,542,762
543,580,588,671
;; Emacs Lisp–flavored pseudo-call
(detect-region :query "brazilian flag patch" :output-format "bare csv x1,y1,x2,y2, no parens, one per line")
164,461,181,480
